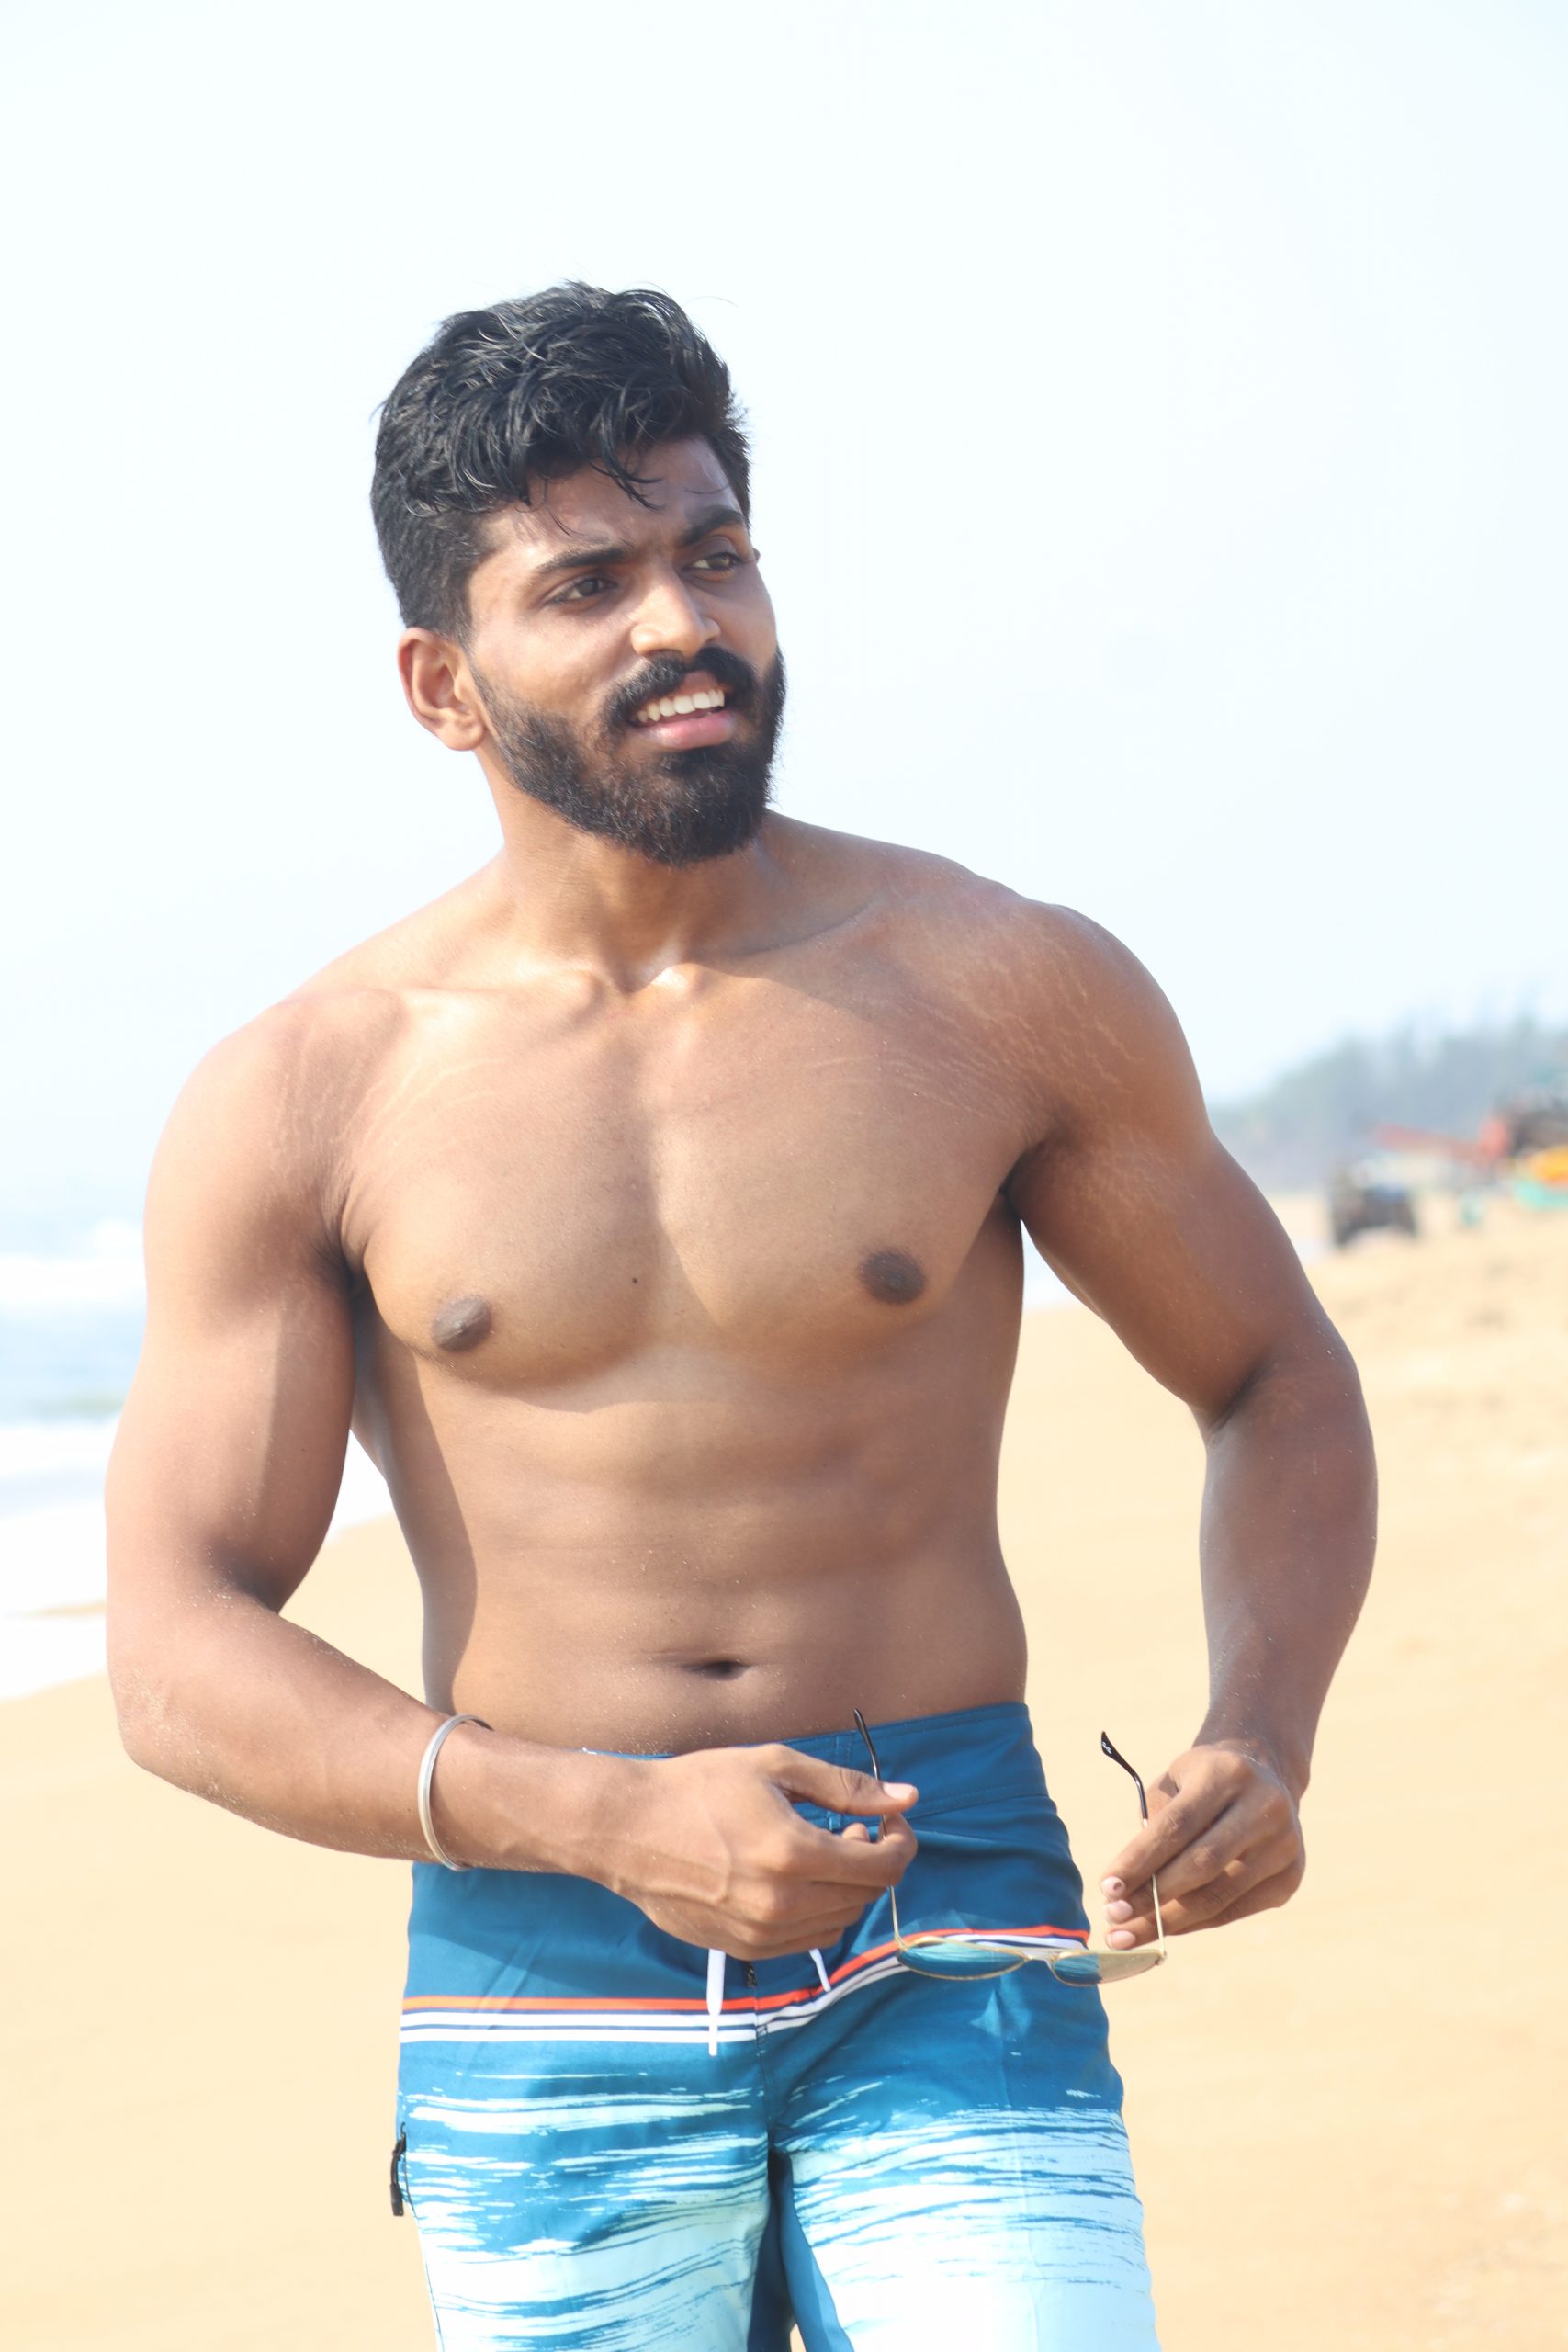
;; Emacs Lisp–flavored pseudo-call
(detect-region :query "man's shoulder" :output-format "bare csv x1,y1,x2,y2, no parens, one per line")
186,967,406,1118
793,820,1139,1003
152,992,395,1233
186,868,500,1107
164,875,502,1176
295,862,499,1001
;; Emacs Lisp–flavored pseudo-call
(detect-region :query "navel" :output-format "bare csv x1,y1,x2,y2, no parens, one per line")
431,1295,492,1353
859,1248,927,1306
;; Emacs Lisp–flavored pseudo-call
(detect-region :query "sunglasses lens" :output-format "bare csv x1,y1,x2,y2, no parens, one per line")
1050,1948,1165,1985
897,1937,1031,1980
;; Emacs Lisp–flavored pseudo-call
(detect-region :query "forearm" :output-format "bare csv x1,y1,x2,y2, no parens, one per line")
1194,1335,1377,1797
108,1578,630,1874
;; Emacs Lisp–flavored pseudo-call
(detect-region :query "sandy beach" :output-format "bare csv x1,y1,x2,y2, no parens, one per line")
4,1197,1563,2350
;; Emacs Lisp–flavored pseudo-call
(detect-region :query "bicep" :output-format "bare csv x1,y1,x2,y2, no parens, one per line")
1007,924,1333,1422
106,1023,356,1626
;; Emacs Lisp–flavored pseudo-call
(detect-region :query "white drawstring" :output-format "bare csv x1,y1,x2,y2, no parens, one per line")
706,1945,830,2057
705,1948,726,2057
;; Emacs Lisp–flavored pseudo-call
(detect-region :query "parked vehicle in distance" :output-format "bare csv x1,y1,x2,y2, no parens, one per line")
1328,1159,1419,1250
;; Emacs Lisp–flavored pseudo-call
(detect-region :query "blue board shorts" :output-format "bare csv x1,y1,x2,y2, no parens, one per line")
394,1702,1160,2349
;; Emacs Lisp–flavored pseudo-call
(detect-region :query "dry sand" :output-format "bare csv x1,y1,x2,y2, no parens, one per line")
4,1196,1564,2349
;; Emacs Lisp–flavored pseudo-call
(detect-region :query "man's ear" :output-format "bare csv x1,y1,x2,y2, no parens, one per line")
398,628,488,751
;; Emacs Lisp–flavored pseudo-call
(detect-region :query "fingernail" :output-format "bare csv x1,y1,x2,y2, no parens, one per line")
1107,1928,1137,1950
884,1781,917,1800
1100,1877,1124,1897
1105,1900,1134,1924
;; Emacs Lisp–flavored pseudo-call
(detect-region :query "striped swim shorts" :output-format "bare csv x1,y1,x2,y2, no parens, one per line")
393,1701,1160,2349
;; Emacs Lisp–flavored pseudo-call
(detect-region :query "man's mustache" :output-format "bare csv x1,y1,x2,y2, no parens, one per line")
604,646,761,732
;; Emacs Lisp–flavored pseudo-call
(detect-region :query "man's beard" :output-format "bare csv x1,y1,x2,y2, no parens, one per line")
475,644,787,869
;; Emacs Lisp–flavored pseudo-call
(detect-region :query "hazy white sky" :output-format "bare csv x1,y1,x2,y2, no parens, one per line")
4,0,1564,1234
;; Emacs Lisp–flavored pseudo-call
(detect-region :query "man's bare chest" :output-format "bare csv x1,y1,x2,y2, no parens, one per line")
342,971,1033,1388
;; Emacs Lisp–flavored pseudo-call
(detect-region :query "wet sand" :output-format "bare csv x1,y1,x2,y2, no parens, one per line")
3,1195,1563,2348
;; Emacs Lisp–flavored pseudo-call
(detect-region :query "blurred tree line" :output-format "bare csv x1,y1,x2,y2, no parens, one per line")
1211,1014,1568,1189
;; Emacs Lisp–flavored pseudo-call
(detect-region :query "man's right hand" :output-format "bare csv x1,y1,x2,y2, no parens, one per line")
602,1743,919,1960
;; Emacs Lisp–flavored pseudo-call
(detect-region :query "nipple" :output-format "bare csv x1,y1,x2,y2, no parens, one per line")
859,1249,927,1306
431,1295,492,1353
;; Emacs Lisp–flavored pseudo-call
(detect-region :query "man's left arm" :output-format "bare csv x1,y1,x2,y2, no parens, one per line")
1005,910,1377,1951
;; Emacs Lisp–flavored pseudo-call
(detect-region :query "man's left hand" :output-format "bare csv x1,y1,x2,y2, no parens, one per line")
1099,1740,1304,1948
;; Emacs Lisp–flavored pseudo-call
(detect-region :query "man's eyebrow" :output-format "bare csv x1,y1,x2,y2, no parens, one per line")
677,503,748,546
527,504,749,585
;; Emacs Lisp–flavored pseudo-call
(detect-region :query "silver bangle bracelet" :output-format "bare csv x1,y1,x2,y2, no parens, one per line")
416,1713,491,1871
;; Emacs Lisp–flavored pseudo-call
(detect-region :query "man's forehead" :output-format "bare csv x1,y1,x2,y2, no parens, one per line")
491,439,737,564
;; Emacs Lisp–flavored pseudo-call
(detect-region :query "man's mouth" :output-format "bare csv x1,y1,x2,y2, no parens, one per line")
630,683,729,727
624,671,740,747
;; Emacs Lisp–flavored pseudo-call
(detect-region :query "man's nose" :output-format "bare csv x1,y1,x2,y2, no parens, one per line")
627,569,718,663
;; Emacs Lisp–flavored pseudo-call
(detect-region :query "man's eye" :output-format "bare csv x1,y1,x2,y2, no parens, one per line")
691,550,743,573
554,574,612,604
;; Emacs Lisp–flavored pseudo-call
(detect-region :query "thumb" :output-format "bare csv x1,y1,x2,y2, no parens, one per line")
765,1747,919,1815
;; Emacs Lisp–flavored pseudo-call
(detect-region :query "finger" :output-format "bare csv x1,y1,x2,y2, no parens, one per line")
1107,1779,1297,1915
790,1809,917,1888
1197,1857,1305,1928
1103,1785,1231,1894
1135,1854,1303,1943
729,1879,907,1959
1106,1819,1290,1928
840,1821,872,1842
1105,1799,1252,1910
764,1747,919,1818
1101,1757,1248,1895
1106,1836,1302,1945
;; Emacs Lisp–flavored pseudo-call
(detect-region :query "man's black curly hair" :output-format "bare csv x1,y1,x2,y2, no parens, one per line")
371,284,751,638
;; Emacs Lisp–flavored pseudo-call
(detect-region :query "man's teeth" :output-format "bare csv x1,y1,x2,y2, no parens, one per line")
634,688,728,723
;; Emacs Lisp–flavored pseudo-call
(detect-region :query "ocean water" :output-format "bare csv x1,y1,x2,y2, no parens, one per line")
1,1228,1073,1703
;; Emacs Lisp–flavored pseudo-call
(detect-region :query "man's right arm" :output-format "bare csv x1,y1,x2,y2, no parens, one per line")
106,1001,540,1862
107,1003,914,1946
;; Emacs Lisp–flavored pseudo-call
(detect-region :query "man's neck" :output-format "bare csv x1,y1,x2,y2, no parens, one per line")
483,789,795,992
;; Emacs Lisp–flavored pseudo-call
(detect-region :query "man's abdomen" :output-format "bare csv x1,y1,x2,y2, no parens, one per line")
372,1295,1033,1751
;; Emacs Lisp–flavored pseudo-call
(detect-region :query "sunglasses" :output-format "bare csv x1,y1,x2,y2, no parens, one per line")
853,1711,1168,1986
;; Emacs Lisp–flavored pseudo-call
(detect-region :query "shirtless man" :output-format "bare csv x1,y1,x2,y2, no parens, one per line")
106,284,1376,2351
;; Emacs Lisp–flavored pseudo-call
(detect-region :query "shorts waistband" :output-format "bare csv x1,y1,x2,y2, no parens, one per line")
776,1698,1032,1773
590,1700,1044,1818
799,1701,1044,1817
587,1693,1043,1778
